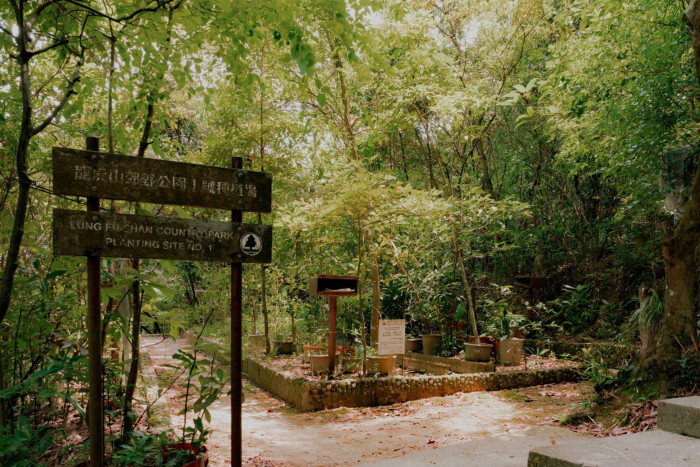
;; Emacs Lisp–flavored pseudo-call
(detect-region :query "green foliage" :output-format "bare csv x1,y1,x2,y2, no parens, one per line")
0,416,52,467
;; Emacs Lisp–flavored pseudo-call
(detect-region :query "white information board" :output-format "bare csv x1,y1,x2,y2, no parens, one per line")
377,319,405,355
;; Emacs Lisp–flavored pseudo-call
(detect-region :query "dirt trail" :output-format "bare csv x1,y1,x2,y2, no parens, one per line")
142,335,593,466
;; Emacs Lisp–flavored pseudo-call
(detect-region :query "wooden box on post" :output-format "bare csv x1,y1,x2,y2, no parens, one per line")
308,275,359,297
308,275,359,374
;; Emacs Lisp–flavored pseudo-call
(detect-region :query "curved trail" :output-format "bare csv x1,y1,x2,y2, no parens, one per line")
142,335,592,466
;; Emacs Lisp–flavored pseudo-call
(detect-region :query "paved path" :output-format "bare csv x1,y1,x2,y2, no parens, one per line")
142,335,591,466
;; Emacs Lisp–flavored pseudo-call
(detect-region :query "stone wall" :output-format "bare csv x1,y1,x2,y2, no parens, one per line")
184,332,582,412
243,355,581,412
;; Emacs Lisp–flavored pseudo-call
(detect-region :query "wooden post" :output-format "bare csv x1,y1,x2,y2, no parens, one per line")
328,296,337,373
86,136,104,467
231,157,243,466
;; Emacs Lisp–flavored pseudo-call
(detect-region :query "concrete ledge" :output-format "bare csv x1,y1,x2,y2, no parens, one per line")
183,331,581,412
658,396,700,439
399,351,495,374
528,430,700,466
399,355,449,375
244,355,580,412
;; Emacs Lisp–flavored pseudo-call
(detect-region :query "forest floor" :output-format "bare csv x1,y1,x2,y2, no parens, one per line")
143,335,598,466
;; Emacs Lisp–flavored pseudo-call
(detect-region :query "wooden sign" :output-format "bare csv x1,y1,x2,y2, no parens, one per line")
377,319,406,355
52,147,272,212
53,209,272,263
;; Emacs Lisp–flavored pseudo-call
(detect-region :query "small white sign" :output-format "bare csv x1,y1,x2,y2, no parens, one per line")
377,319,405,355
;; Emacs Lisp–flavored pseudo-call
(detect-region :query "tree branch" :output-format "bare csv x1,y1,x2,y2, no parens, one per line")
31,58,83,136
28,38,68,57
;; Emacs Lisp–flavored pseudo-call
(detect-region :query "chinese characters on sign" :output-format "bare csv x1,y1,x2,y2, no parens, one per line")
53,147,271,212
72,165,259,198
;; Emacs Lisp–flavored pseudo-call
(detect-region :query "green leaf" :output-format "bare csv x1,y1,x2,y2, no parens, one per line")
317,93,326,107
45,270,68,280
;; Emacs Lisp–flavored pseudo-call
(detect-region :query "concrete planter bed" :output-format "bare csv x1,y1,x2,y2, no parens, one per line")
243,355,581,412
185,332,581,412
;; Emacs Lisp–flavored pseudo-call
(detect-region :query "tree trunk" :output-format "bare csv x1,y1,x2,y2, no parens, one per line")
370,252,380,348
639,1,700,378
0,48,32,327
122,260,141,437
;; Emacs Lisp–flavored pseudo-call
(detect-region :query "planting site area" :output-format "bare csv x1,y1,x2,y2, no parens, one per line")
143,336,595,466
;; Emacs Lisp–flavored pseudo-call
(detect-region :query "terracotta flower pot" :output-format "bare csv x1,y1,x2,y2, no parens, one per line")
366,355,397,376
464,342,493,362
302,344,321,361
498,338,524,365
309,353,339,373
337,346,355,357
421,334,443,355
405,338,422,352
274,340,294,355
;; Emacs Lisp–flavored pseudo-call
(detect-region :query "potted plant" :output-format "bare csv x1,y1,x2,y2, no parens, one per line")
405,333,422,353
364,347,397,376
309,351,340,373
497,309,525,365
273,333,294,354
464,340,493,361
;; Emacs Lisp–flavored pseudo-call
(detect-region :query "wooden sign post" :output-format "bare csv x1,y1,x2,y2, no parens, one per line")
308,275,359,373
52,141,271,467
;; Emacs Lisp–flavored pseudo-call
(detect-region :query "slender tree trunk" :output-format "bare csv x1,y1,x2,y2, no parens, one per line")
0,43,32,328
639,1,700,380
0,341,5,428
414,103,480,339
370,250,380,348
122,260,141,437
475,138,495,198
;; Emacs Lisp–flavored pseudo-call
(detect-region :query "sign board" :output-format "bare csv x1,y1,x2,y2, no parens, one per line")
53,209,272,263
53,147,272,212
377,319,406,355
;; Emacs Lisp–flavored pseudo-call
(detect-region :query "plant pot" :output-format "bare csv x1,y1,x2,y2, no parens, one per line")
464,342,493,362
309,353,339,373
498,338,524,365
161,442,209,467
337,346,355,357
405,338,422,352
366,355,396,376
421,334,442,355
274,340,294,355
468,335,495,346
302,344,322,362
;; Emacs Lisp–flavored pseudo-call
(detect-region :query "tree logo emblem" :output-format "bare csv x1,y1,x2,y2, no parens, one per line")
240,232,263,256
